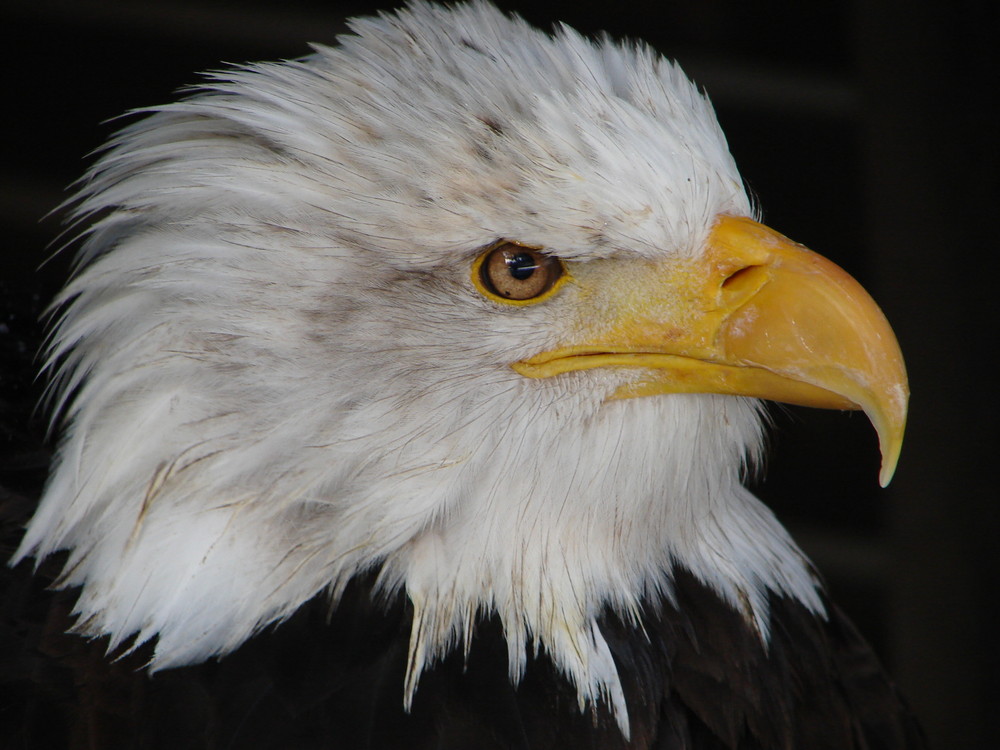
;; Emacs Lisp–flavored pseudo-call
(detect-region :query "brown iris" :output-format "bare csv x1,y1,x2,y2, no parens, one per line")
477,243,564,301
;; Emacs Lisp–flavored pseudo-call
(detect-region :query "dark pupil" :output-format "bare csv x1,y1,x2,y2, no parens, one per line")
506,252,538,280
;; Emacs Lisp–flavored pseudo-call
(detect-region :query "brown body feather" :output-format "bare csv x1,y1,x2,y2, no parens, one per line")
2,514,924,750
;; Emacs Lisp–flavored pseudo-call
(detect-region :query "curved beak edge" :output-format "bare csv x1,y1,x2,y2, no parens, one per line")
513,216,909,487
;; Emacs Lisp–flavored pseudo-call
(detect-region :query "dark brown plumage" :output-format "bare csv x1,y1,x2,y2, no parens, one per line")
3,534,924,749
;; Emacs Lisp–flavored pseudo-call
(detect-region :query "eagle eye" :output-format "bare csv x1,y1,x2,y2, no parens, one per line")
474,242,566,303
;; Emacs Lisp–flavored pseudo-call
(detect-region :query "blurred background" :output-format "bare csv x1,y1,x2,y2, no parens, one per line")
1,1,995,747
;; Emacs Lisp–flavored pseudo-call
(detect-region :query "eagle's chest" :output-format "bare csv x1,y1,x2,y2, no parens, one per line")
15,565,919,750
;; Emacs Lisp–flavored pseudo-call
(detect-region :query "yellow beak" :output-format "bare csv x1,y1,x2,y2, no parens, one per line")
513,215,908,486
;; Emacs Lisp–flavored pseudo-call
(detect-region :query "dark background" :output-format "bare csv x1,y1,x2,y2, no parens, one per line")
1,1,995,747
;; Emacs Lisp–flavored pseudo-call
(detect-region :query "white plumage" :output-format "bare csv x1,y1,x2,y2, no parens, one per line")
14,2,905,740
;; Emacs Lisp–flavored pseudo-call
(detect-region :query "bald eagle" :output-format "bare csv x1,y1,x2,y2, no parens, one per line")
7,2,923,748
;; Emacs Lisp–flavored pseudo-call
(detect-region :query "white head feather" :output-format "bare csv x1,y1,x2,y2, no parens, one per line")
15,1,822,735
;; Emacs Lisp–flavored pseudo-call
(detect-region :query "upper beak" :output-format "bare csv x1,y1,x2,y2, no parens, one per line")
513,215,908,486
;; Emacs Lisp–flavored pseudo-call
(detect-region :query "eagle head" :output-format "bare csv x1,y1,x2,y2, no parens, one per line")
14,1,907,736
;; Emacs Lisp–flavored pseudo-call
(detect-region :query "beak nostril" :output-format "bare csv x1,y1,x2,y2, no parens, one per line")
721,264,766,294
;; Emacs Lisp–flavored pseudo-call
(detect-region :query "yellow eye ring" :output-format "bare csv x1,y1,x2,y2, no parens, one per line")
471,241,569,305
